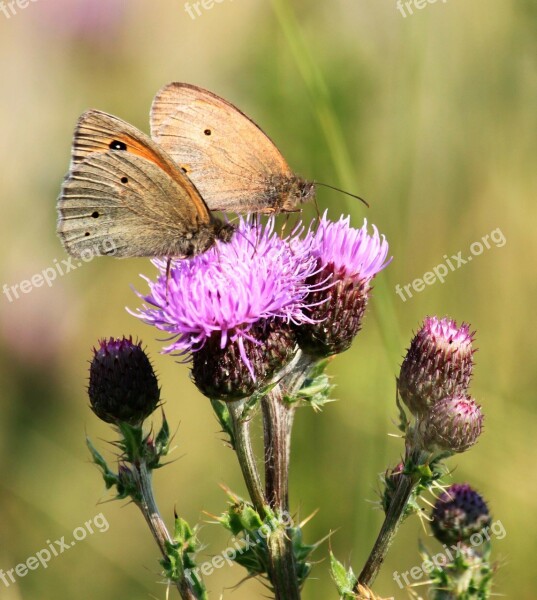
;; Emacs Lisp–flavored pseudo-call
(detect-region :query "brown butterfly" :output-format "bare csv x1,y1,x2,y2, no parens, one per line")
150,82,317,215
56,110,234,259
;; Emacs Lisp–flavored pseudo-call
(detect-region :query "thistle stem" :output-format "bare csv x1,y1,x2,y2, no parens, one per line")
358,445,428,588
262,387,299,600
262,387,295,512
357,472,417,587
133,460,199,600
259,350,318,600
228,399,267,517
262,350,317,511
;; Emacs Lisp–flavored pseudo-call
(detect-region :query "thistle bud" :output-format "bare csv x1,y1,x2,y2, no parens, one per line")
431,483,491,546
88,337,160,425
192,320,297,401
420,395,483,454
398,317,475,416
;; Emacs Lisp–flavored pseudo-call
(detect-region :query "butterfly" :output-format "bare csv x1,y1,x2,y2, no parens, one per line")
56,109,234,259
149,82,317,215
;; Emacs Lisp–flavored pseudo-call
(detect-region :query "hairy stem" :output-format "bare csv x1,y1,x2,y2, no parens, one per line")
358,444,428,588
260,351,318,600
357,472,417,587
228,399,267,517
262,386,295,512
133,460,200,600
263,351,317,510
262,386,299,600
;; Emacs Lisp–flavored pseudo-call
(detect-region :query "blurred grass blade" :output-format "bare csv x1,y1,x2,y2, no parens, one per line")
271,0,402,360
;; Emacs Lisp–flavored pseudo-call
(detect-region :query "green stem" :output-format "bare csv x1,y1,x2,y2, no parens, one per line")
228,399,267,518
358,444,429,588
133,460,200,600
357,471,417,588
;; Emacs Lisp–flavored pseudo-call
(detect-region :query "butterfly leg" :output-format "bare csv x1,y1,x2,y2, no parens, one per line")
165,257,172,303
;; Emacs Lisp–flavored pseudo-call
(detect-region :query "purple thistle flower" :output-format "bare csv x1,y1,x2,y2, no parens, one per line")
295,212,391,357
131,217,318,399
308,212,391,281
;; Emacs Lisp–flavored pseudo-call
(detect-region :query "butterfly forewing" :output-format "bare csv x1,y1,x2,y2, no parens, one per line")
150,82,300,214
70,110,215,217
57,151,216,258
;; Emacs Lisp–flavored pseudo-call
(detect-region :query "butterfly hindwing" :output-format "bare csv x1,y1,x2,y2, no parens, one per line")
57,151,214,258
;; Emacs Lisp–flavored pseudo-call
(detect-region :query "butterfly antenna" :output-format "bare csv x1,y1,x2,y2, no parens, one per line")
316,182,369,208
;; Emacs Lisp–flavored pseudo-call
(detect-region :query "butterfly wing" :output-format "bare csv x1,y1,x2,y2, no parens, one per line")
150,82,298,214
69,109,215,217
57,151,215,258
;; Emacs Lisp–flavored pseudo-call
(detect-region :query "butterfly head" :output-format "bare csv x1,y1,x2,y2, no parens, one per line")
297,178,316,204
279,176,316,212
214,220,236,244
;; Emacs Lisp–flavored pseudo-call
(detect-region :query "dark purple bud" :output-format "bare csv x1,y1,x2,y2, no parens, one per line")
88,337,160,425
431,483,491,545
192,320,296,401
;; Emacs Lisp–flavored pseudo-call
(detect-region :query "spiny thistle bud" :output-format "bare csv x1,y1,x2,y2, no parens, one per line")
431,483,491,546
88,337,160,425
192,321,296,401
398,317,475,416
132,218,317,401
420,395,483,453
296,212,391,357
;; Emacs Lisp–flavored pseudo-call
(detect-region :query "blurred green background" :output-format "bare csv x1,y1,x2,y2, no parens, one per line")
0,0,535,598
